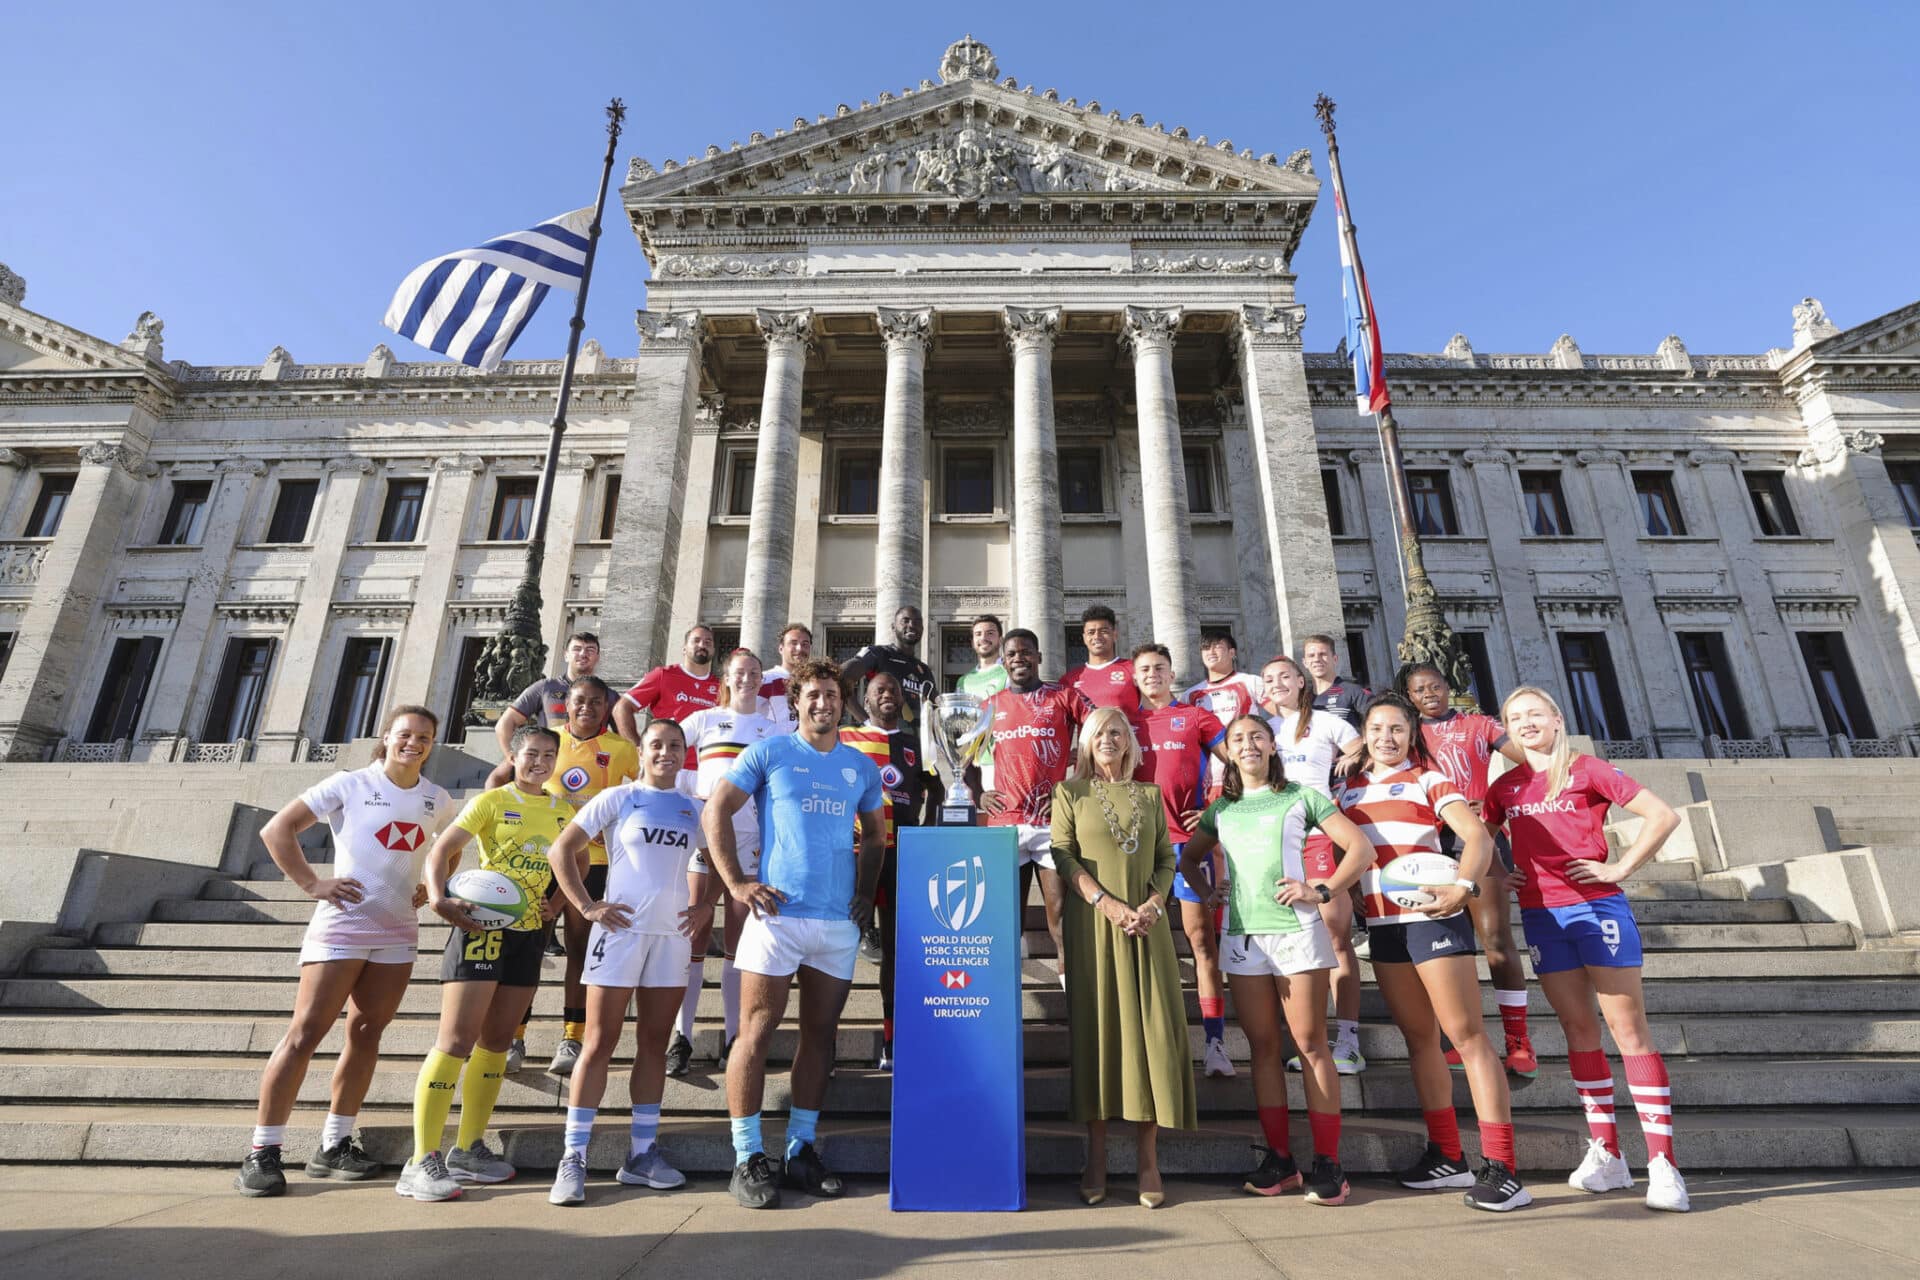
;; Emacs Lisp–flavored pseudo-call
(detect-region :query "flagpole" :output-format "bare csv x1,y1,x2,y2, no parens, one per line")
469,98,627,716
1315,94,1479,710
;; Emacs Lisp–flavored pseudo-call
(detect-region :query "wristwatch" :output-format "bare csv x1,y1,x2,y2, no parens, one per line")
1453,877,1482,899
1313,883,1333,904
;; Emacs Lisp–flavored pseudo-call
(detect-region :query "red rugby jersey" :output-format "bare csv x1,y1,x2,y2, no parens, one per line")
1482,755,1644,910
981,682,1094,828
1336,765,1466,927
1130,700,1226,841
625,664,720,768
1061,660,1142,715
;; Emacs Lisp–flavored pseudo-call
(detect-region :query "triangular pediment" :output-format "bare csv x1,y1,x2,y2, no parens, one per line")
1818,298,1920,359
0,296,154,375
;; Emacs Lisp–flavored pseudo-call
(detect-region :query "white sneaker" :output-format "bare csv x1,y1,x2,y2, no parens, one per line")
1567,1137,1633,1192
549,1150,587,1205
548,1038,582,1078
504,1038,526,1074
1330,1041,1366,1075
1645,1154,1690,1212
395,1151,463,1201
1203,1038,1236,1078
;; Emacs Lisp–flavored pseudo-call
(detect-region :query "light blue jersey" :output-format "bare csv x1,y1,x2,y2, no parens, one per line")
727,733,884,922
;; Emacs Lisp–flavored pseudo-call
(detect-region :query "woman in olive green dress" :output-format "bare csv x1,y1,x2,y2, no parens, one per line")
1051,704,1199,1208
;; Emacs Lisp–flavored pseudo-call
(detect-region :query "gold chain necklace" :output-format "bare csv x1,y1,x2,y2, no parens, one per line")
1092,779,1142,858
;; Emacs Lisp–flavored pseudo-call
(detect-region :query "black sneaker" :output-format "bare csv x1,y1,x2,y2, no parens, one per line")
1463,1159,1532,1212
1394,1142,1475,1190
305,1135,379,1180
1304,1155,1349,1206
859,927,884,965
1242,1145,1301,1196
665,1031,693,1077
234,1145,286,1197
730,1151,782,1209
781,1141,845,1198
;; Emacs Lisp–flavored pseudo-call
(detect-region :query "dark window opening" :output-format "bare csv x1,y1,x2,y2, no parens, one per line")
376,479,427,543
1344,629,1374,689
725,456,756,517
1520,470,1573,537
834,452,880,516
86,636,163,743
1677,632,1751,740
489,478,538,541
1556,632,1631,740
1407,470,1461,536
445,636,487,732
1745,470,1801,537
26,474,75,538
158,480,213,546
1321,469,1345,535
324,637,392,743
264,479,318,544
598,474,621,539
1797,631,1875,739
944,451,994,514
1184,449,1216,515
1887,461,1920,531
202,638,277,742
1633,471,1687,536
1458,630,1499,715
1059,449,1104,515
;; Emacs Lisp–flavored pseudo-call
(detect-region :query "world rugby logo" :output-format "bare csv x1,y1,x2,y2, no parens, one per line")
928,855,988,932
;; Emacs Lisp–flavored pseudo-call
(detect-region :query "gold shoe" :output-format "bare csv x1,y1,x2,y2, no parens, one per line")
1139,1190,1165,1209
1080,1182,1107,1205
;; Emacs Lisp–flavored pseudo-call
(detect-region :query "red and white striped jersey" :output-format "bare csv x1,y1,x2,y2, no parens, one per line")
1336,765,1466,926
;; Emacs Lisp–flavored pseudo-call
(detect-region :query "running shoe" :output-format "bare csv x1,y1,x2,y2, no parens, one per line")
1644,1154,1690,1212
859,927,884,965
1503,1033,1539,1079
505,1038,526,1074
1462,1159,1532,1212
1242,1145,1302,1196
546,937,567,957
549,1038,582,1078
719,1034,738,1068
1568,1137,1633,1193
781,1141,845,1198
1443,1046,1465,1071
1393,1143,1476,1190
1203,1037,1236,1078
305,1135,379,1180
618,1147,687,1189
396,1151,463,1201
549,1150,587,1205
1284,1053,1302,1073
1303,1155,1349,1206
875,1039,893,1073
233,1145,286,1197
1352,925,1371,960
1331,1042,1366,1075
665,1031,693,1077
730,1151,782,1209
447,1138,516,1184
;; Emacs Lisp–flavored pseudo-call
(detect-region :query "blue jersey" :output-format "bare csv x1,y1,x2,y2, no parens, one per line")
726,733,884,921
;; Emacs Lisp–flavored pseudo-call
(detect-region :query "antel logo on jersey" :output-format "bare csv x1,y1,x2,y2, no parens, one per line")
801,791,850,816
929,855,989,932
561,766,592,792
942,970,971,989
374,821,425,852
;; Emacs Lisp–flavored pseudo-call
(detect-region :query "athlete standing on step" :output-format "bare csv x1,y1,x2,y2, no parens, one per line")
1062,604,1141,714
759,623,813,724
614,624,720,766
235,706,451,1197
1185,629,1266,796
1483,687,1689,1213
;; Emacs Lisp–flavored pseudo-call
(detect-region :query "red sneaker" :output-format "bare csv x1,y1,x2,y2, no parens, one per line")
1443,1046,1465,1071
1504,1034,1539,1079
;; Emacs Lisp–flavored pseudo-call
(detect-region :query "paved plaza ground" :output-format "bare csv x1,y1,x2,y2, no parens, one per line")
1,1165,1914,1279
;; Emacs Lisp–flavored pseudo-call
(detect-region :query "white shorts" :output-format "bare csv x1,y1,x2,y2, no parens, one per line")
299,939,416,966
689,844,761,877
584,926,692,990
1222,921,1338,977
1016,824,1055,870
734,912,859,982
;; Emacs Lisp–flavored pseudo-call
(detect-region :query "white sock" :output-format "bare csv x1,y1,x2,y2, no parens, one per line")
1058,970,1067,991
320,1113,354,1149
1334,1018,1359,1050
1495,989,1529,1008
251,1123,287,1149
564,1105,595,1157
678,963,702,1041
721,956,741,1041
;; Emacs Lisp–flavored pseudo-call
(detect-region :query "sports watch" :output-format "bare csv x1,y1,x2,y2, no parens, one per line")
1453,877,1482,899
1313,883,1333,904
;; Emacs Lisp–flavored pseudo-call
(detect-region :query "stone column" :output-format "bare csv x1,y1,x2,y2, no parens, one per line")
738,308,813,661
537,453,593,657
602,310,704,685
1005,306,1065,677
1463,448,1554,688
0,448,27,522
666,397,724,649
387,454,483,707
874,306,932,640
1122,305,1201,684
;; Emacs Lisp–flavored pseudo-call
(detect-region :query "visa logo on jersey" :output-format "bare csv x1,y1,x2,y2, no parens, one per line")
640,827,690,848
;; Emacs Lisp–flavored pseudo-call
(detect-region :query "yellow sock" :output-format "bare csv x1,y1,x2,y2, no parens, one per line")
514,1022,528,1040
455,1047,510,1151
563,1021,586,1043
412,1048,465,1161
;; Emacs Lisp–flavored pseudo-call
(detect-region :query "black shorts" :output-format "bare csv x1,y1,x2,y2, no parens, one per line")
1368,912,1478,966
441,926,546,986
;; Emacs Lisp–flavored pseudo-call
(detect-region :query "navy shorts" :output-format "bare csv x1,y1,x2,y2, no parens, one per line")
1522,895,1644,974
1367,912,1477,966
1172,842,1211,904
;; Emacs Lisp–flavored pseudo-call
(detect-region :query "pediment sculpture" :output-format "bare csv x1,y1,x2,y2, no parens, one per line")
842,122,1150,197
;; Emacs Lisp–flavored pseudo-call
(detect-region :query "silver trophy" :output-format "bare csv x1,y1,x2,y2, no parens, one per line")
930,692,992,826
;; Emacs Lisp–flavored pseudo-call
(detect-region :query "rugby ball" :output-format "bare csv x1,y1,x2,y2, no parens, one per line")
1377,852,1462,911
445,868,528,929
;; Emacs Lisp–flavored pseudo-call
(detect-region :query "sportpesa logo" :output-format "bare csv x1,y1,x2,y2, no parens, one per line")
929,855,988,931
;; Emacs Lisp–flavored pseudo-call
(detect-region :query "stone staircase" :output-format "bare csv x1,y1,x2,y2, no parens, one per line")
3,826,1917,1176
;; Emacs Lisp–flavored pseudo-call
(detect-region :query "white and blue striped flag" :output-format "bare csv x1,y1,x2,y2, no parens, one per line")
382,208,592,372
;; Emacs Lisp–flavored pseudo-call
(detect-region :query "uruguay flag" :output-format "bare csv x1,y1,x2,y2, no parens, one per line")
382,208,591,372
1328,161,1390,417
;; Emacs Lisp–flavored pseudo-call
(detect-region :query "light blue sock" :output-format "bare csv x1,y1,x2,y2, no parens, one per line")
564,1106,595,1157
630,1103,661,1157
785,1106,820,1159
730,1112,762,1161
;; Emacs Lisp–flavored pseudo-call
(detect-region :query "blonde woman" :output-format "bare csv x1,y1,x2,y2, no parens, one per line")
1051,705,1197,1209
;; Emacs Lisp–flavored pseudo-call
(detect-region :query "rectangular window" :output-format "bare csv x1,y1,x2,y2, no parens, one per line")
1321,468,1345,535
25,474,75,538
1058,448,1104,515
940,624,975,694
489,477,538,541
598,474,621,539
1797,632,1875,739
1063,625,1090,671
157,480,213,546
0,631,13,685
1745,470,1801,536
375,479,427,542
263,479,318,544
1520,470,1574,537
324,637,393,743
825,627,868,664
724,455,756,517
1344,629,1373,690
1632,470,1687,536
1888,461,1920,530
834,451,880,516
944,450,995,514
1184,448,1216,515
1556,632,1631,740
85,635,164,743
1458,631,1499,716
1407,470,1460,536
710,626,741,657
445,635,488,733
1676,632,1751,740
201,638,277,742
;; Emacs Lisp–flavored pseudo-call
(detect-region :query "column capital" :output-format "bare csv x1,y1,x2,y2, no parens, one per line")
78,440,156,479
432,453,485,474
1575,448,1627,468
1003,305,1061,353
1796,428,1886,468
1120,305,1183,354
557,451,599,474
0,447,26,469
1463,447,1515,467
218,457,268,477
1686,448,1739,469
876,306,934,353
635,309,706,351
1238,303,1307,348
754,307,815,351
327,456,378,475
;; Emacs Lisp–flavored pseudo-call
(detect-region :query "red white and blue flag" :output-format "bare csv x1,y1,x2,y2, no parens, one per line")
1329,155,1390,417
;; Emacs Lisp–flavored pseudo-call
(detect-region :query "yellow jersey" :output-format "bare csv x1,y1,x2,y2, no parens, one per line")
451,784,573,930
545,729,639,866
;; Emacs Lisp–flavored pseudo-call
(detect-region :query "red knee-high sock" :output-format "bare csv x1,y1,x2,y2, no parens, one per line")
1568,1048,1620,1156
1624,1053,1675,1164
1496,989,1530,1041
1258,1104,1290,1156
1423,1108,1463,1162
1479,1120,1515,1167
1308,1110,1341,1161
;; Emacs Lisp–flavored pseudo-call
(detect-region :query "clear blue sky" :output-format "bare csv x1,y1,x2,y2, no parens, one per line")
8,1,1914,365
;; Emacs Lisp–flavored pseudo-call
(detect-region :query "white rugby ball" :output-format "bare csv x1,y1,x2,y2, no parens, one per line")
445,868,528,929
1378,851,1462,910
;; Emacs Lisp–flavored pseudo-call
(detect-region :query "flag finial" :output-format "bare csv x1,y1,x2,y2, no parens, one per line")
1314,94,1337,143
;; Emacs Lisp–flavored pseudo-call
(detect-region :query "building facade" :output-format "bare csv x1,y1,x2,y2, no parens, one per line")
2,38,1917,764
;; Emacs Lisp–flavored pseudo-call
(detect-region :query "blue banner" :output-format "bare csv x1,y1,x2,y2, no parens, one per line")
890,826,1025,1211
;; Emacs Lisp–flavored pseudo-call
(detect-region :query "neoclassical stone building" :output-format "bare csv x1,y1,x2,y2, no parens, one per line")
1,38,1917,763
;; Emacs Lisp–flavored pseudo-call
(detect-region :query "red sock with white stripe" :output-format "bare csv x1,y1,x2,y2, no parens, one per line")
1624,1052,1676,1163
1258,1105,1290,1157
1496,988,1529,1040
1423,1107,1463,1162
1568,1048,1620,1156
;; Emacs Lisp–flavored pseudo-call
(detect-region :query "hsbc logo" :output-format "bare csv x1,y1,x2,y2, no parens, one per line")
929,855,988,931
375,821,424,852
942,970,971,989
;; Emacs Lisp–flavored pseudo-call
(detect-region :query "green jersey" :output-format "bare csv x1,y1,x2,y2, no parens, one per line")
1197,784,1337,936
956,664,1009,761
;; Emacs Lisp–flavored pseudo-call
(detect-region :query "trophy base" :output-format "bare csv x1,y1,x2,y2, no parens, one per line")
937,803,981,827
